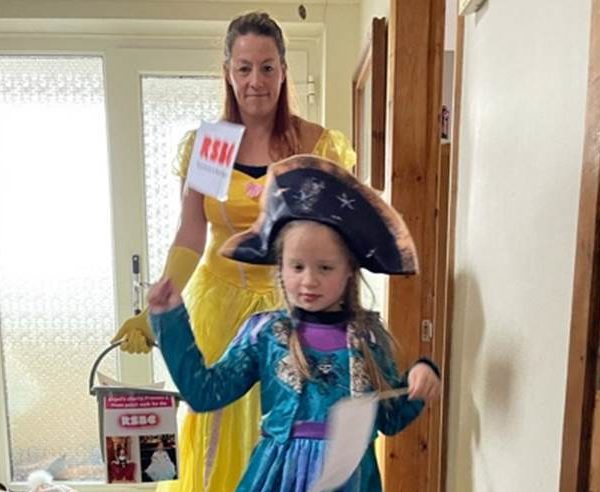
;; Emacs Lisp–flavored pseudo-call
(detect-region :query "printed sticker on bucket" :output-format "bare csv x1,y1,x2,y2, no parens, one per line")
102,393,178,483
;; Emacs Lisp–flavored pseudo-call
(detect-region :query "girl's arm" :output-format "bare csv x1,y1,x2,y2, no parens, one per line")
148,280,261,412
365,316,441,435
373,347,440,436
407,358,441,401
374,352,425,436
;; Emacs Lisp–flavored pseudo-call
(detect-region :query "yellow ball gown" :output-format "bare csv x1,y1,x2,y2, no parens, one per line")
157,127,355,492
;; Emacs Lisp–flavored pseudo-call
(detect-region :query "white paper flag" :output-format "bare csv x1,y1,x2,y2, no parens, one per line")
310,395,378,492
310,388,410,492
186,120,245,201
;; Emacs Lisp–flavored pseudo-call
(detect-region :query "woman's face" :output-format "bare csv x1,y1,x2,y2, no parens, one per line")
226,33,286,121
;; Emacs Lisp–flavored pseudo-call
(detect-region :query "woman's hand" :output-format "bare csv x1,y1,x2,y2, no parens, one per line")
147,279,183,314
407,363,441,401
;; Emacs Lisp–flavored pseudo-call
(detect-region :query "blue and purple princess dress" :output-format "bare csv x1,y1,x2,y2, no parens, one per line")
151,305,425,492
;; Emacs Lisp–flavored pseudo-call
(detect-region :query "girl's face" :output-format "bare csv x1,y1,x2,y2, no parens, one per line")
281,222,352,312
225,33,286,121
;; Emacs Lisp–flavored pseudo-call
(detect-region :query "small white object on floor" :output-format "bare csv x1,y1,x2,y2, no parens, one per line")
27,471,76,492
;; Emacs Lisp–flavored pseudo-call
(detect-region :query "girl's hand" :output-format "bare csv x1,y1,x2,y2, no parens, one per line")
407,363,441,401
147,279,183,314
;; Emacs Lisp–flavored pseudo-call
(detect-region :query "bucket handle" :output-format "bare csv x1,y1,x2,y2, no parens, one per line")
88,341,158,395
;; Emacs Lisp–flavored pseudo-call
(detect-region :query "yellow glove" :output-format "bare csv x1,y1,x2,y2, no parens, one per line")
111,246,200,353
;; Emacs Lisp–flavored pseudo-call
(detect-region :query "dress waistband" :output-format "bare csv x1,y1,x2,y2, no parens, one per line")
263,422,327,440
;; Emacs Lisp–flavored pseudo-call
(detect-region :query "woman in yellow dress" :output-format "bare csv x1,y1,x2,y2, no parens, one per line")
112,11,355,491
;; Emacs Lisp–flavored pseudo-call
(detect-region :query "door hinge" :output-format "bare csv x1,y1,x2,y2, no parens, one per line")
421,319,433,342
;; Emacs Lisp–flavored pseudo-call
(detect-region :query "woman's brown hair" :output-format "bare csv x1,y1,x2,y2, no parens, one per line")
222,11,301,160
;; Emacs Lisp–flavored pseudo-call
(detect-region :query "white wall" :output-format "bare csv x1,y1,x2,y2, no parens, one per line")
448,1,591,491
358,0,389,57
322,3,360,136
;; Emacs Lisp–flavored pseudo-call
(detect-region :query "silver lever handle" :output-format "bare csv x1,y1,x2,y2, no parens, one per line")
132,254,143,315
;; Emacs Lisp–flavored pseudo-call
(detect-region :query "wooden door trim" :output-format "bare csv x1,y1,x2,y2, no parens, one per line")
352,17,387,191
429,141,451,491
439,14,465,491
370,17,388,191
559,0,600,490
381,0,446,490
428,12,466,492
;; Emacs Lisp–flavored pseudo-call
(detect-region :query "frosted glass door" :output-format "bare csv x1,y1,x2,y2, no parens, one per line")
0,55,115,481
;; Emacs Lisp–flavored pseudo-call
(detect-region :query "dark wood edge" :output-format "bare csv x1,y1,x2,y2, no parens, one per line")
352,17,388,191
430,141,451,491
559,0,600,489
424,0,449,489
370,17,387,191
440,14,465,492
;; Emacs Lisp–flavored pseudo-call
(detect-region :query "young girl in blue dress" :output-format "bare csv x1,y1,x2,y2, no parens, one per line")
148,155,441,491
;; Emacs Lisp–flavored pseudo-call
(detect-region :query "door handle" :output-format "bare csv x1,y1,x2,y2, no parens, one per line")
132,254,143,315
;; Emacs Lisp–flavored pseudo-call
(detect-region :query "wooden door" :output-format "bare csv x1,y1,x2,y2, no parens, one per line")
591,392,600,491
379,1,447,491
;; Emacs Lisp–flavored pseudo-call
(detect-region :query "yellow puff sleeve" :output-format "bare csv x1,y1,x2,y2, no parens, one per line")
174,130,197,178
312,128,356,171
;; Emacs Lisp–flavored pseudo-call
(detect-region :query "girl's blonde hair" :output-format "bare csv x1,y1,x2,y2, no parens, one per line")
275,220,399,392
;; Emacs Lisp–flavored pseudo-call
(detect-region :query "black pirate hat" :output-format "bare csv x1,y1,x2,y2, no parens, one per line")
220,155,418,274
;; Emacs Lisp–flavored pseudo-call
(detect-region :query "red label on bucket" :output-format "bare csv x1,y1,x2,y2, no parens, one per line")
105,395,174,409
118,413,160,428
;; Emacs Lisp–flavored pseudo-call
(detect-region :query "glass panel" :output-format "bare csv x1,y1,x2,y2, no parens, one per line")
0,55,115,482
140,75,222,387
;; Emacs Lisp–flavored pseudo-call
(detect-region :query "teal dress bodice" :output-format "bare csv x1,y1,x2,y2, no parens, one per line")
295,347,351,423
